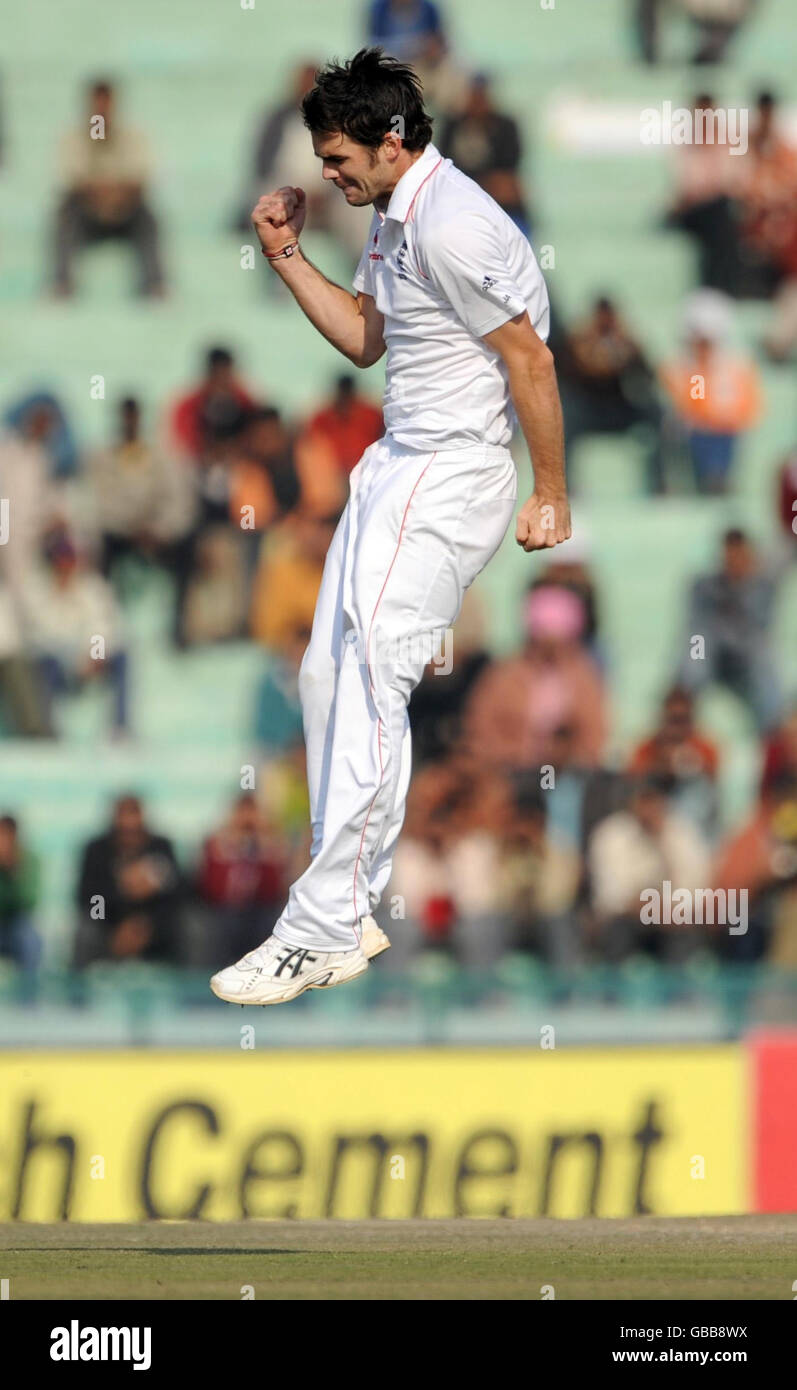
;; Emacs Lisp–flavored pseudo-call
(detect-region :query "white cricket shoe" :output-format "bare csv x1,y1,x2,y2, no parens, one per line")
359,914,391,961
305,915,390,989
210,935,368,1006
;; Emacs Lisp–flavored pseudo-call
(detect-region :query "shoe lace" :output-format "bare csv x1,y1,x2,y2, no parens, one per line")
239,938,281,970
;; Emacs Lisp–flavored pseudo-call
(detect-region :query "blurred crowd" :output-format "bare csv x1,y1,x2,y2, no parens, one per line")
2,540,796,993
635,0,763,68
388,551,797,975
1,0,796,995
0,358,383,740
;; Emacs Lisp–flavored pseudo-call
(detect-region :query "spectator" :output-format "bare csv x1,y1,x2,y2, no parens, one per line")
295,421,348,518
633,0,667,64
558,297,664,493
250,506,340,654
387,749,514,970
300,376,382,479
253,624,307,755
439,74,531,234
634,0,756,65
409,587,490,766
0,815,42,999
90,397,197,588
228,406,303,584
4,391,80,481
464,584,609,773
664,95,744,295
170,346,256,468
531,527,603,663
677,528,782,732
739,94,797,361
0,401,62,594
233,62,318,231
587,776,712,963
230,407,301,527
196,793,290,967
234,61,372,263
660,291,761,493
761,707,797,799
739,93,797,297
74,795,183,967
0,581,50,736
367,0,444,63
256,743,312,849
680,0,758,66
367,3,466,115
714,773,797,962
182,526,248,646
231,405,343,545
23,527,130,737
496,777,582,966
629,685,720,839
52,79,165,298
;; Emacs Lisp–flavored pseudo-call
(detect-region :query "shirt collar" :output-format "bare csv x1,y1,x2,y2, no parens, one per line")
376,143,442,225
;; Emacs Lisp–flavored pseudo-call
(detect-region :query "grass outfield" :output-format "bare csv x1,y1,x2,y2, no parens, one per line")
2,1216,797,1300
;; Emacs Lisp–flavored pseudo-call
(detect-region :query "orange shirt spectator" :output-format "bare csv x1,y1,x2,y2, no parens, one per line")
229,461,282,533
294,429,348,516
630,734,718,779
228,408,301,533
660,343,761,434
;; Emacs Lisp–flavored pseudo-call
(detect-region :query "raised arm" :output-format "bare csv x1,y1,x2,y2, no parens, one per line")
252,185,385,368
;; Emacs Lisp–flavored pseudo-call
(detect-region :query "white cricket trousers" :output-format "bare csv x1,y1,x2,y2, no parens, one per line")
272,433,518,951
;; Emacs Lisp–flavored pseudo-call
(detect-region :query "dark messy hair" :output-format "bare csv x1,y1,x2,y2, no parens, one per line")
301,47,433,152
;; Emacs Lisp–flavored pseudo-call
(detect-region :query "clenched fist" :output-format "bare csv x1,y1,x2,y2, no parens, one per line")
515,493,572,552
251,186,307,257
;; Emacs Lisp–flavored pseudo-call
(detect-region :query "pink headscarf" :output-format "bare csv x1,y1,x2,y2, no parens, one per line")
525,586,586,642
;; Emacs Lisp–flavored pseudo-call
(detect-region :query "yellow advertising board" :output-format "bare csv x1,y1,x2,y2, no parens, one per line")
1,1048,746,1220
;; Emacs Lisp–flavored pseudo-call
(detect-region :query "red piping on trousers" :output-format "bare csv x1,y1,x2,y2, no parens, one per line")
351,453,436,932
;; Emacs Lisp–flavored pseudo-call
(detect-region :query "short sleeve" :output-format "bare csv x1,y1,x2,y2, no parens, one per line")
421,213,528,336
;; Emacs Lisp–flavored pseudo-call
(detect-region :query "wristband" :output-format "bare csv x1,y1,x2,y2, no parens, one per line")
263,242,299,262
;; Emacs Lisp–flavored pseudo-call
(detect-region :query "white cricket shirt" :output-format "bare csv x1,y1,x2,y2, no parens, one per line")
352,142,550,450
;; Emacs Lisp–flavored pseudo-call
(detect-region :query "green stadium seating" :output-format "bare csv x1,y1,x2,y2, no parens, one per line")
1,0,795,978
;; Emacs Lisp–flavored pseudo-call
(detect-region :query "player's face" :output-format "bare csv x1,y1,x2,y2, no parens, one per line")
312,131,391,207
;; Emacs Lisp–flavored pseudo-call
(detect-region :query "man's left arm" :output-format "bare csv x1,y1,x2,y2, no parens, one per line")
484,312,571,552
422,216,570,553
